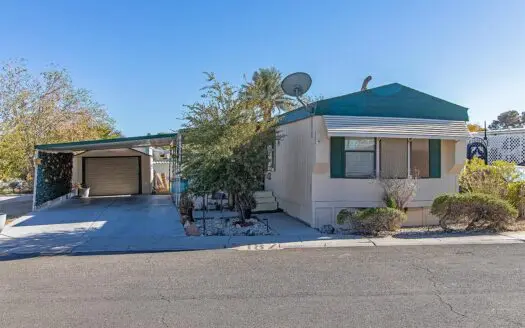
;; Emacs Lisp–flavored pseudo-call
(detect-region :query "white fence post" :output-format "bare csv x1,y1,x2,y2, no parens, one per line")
32,150,39,211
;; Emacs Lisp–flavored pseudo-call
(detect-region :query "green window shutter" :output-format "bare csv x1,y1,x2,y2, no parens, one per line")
330,137,345,178
429,139,441,178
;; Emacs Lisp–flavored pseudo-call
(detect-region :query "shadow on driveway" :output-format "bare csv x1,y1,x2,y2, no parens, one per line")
0,195,186,261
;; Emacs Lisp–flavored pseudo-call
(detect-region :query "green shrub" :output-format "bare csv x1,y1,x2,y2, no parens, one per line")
431,193,518,232
338,208,407,236
336,209,353,225
508,182,525,219
459,158,519,200
385,196,398,209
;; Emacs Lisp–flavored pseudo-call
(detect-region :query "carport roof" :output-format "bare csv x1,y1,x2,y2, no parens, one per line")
36,133,177,152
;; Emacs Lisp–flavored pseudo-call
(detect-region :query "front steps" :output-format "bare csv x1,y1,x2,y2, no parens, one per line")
253,191,278,212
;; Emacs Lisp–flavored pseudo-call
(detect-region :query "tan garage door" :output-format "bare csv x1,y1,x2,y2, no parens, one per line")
84,157,140,196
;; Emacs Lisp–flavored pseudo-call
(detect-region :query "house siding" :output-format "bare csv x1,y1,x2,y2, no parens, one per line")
267,115,467,229
265,117,316,226
312,118,466,227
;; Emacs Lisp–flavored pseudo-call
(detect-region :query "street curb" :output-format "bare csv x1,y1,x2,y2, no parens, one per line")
230,233,525,251
2,233,525,258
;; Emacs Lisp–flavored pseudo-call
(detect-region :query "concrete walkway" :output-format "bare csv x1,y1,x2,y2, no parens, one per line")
259,212,322,237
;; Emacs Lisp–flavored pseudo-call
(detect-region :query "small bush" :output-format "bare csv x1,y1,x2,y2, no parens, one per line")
385,196,398,209
336,209,353,225
459,158,519,200
507,182,525,219
338,208,407,236
431,193,518,232
379,174,418,210
0,179,32,194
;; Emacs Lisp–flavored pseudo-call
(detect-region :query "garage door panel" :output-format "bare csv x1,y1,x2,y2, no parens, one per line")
84,157,140,196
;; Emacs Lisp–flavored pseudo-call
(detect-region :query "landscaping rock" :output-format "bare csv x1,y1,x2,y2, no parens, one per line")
180,214,194,226
320,224,335,234
195,216,273,236
185,223,201,236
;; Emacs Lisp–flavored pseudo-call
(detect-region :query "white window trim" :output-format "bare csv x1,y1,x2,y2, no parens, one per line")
407,140,411,177
375,138,381,179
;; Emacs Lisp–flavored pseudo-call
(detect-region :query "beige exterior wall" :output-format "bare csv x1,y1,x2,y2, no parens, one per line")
405,207,440,226
266,116,467,228
265,117,317,226
312,118,466,228
72,148,152,194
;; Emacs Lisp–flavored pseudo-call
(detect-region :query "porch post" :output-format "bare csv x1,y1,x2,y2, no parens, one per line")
149,147,154,193
32,149,39,211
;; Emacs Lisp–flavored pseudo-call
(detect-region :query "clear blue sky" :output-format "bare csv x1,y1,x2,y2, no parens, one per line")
1,0,524,136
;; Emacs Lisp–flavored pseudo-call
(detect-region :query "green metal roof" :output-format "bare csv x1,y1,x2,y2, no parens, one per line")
36,133,177,151
279,83,469,125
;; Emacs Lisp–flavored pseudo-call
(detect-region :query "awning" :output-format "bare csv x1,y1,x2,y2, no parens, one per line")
323,116,468,140
36,133,177,152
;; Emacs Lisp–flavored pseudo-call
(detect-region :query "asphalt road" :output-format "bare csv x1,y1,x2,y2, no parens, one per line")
1,245,524,328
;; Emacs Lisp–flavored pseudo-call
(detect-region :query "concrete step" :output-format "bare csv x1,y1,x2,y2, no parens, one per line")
254,190,278,212
254,191,274,198
254,196,277,204
254,202,278,212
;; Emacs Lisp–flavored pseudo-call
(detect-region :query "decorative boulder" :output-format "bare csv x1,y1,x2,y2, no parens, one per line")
319,224,335,234
185,223,201,236
180,214,194,226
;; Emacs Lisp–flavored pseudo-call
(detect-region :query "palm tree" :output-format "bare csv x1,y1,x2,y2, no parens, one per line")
241,67,295,121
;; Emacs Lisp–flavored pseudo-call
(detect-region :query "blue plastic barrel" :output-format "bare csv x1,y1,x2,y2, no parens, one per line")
171,178,188,193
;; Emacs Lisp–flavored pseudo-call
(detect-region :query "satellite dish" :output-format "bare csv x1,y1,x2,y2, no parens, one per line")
281,72,312,97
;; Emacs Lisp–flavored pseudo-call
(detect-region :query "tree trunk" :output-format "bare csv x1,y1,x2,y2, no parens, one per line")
234,192,254,222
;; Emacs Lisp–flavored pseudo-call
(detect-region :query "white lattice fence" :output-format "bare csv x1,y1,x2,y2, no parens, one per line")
486,132,525,165
152,160,172,192
153,160,171,177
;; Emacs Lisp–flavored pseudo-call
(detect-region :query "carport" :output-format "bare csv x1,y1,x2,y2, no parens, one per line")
33,133,179,210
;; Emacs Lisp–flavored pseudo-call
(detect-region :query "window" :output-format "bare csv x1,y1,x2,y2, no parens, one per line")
410,139,429,178
330,137,441,179
344,137,375,178
380,138,408,178
268,142,276,171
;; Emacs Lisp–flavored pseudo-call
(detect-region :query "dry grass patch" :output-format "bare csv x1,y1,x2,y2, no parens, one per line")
509,219,525,231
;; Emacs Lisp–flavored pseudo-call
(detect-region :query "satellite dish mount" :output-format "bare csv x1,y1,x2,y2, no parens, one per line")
281,72,312,111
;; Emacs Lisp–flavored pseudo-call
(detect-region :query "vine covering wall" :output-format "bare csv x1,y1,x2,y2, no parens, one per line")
35,152,73,206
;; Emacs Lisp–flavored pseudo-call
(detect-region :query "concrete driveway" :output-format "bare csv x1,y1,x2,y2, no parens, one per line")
0,194,33,220
0,195,185,255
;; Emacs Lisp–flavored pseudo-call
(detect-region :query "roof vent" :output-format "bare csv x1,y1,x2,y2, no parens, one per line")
361,75,372,91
